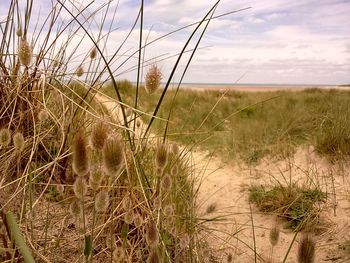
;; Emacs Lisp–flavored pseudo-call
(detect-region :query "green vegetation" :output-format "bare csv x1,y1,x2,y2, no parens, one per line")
248,184,325,230
104,83,350,163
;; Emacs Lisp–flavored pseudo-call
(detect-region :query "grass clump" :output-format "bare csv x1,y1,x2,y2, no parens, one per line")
0,0,226,261
248,184,326,230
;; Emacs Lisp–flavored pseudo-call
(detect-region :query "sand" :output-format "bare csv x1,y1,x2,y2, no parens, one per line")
95,91,350,262
193,147,350,262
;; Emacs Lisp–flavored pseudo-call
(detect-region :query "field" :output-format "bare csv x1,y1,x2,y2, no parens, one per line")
1,1,350,263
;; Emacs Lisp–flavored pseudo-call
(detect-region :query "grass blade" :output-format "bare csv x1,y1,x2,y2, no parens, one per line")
5,211,35,263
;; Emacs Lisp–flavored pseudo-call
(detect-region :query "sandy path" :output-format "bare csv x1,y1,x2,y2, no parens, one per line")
194,148,350,262
94,92,350,262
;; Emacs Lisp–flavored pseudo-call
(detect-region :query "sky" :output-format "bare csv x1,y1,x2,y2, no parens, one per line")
1,0,350,85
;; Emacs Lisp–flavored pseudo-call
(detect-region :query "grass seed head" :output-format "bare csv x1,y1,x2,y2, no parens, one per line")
147,248,160,263
206,203,217,214
161,173,172,191
102,135,125,176
164,205,174,217
90,120,109,151
53,60,60,68
95,190,109,212
18,38,32,67
57,184,64,194
298,233,316,263
0,128,11,147
145,64,162,94
75,65,84,77
69,198,82,217
171,143,180,155
170,165,178,177
133,213,143,228
112,246,125,262
125,108,132,117
13,132,25,152
89,170,103,191
73,177,88,199
124,210,134,224
72,134,90,176
122,197,132,211
153,196,161,209
38,109,49,122
269,224,280,247
155,143,168,171
90,47,97,59
146,221,159,247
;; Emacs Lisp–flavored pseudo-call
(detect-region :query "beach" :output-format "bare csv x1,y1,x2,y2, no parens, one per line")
172,83,345,92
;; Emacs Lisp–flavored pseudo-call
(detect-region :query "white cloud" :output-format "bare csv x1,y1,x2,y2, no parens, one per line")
0,0,349,84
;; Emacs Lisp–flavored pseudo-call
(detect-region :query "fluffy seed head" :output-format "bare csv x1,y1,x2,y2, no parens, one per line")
73,177,88,199
164,205,174,217
171,143,180,155
161,174,172,191
206,203,217,214
298,233,316,263
75,65,84,77
53,60,60,68
155,143,168,170
13,132,25,152
57,184,64,194
69,198,82,217
153,196,161,210
146,221,159,246
122,197,132,211
133,213,143,228
124,210,133,224
112,246,125,262
269,224,280,247
147,248,160,263
90,47,97,59
38,109,49,122
18,38,32,67
125,108,132,117
89,171,103,191
95,190,109,212
90,120,109,151
170,165,178,176
72,134,90,176
102,136,125,176
145,64,162,94
0,128,11,147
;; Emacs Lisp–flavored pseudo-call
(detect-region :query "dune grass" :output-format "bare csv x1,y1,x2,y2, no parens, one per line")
0,0,236,261
248,184,326,230
103,82,350,164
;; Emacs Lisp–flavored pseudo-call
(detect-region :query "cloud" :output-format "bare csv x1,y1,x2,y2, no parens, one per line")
1,0,349,84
